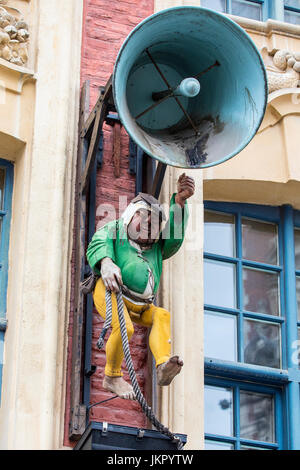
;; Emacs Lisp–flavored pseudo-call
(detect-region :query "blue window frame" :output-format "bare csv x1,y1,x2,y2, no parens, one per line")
0,159,13,396
201,0,269,21
204,202,300,450
284,0,300,25
201,0,300,24
205,378,284,449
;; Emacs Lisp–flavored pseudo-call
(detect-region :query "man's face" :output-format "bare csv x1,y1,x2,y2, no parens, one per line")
127,209,161,245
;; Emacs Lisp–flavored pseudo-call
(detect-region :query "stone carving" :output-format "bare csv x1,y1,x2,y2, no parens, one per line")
261,47,300,94
0,4,29,66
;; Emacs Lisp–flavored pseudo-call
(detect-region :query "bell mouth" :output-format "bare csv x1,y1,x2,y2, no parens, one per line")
113,6,267,169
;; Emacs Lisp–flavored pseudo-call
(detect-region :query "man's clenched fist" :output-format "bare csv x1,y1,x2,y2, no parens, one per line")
175,173,195,208
100,257,123,293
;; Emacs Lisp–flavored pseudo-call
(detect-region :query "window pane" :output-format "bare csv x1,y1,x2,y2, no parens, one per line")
204,259,236,308
244,319,281,368
294,229,300,270
243,268,280,316
240,391,275,443
201,0,226,13
242,218,278,265
296,277,300,322
205,440,234,450
296,328,300,369
205,385,233,436
285,10,300,24
0,168,5,210
204,311,237,361
284,1,300,8
204,211,235,257
232,0,262,21
0,218,2,249
241,445,270,450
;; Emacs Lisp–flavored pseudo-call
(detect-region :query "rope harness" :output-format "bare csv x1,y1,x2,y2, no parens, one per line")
97,289,184,450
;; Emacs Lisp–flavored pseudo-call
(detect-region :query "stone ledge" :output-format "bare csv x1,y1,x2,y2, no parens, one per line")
0,56,33,74
0,56,35,93
0,129,26,159
228,14,300,38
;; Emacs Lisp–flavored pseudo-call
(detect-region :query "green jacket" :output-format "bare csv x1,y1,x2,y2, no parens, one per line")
86,193,189,295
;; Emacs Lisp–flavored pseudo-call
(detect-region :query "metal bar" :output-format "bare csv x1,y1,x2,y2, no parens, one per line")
135,61,220,121
134,93,173,120
151,162,167,199
145,48,173,92
83,155,97,422
113,122,121,178
69,80,90,440
193,60,220,80
135,147,144,195
80,76,113,194
171,95,198,134
145,48,198,134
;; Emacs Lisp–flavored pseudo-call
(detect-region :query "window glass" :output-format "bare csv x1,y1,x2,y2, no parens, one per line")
244,319,281,368
205,440,234,450
204,211,235,257
240,391,275,443
242,218,278,265
204,311,237,361
0,168,5,210
243,268,280,316
284,0,300,7
284,0,300,24
240,445,270,450
294,229,300,270
204,259,236,308
297,328,300,369
201,0,226,13
232,0,262,20
205,385,234,436
296,277,300,322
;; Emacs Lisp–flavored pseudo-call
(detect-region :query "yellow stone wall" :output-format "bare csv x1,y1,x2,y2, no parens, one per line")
0,0,83,450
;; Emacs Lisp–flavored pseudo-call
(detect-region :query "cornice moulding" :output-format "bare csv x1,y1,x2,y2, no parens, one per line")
228,14,300,39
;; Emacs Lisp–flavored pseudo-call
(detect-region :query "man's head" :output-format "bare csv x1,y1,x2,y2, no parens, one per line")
122,193,166,247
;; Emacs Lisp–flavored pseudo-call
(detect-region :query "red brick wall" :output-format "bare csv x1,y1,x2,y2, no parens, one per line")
64,0,154,447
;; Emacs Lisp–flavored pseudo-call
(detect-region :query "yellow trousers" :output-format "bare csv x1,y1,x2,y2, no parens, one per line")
93,278,171,377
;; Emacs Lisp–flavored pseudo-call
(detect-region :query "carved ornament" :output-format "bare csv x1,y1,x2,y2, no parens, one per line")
0,1,29,66
261,47,300,94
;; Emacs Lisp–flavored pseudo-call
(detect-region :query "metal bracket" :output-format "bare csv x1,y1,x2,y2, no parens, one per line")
102,421,108,436
84,365,96,377
136,429,145,440
105,111,120,127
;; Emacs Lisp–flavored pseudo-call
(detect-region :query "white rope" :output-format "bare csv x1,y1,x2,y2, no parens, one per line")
97,289,184,450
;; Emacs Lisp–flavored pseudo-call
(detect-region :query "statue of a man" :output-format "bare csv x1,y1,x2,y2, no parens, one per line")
87,173,195,400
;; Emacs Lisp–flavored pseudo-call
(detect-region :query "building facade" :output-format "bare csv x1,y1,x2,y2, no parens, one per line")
0,0,299,450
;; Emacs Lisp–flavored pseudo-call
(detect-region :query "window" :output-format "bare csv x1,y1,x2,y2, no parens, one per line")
201,0,267,21
205,380,283,449
0,159,13,396
201,0,300,24
284,0,300,25
204,202,300,450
